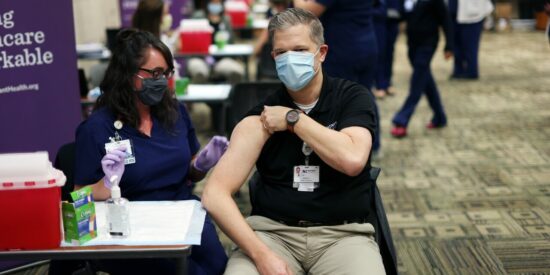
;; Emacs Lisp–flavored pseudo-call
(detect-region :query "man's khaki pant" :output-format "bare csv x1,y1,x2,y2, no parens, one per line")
224,216,386,275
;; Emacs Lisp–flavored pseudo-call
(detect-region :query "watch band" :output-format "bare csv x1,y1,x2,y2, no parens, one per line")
287,109,304,133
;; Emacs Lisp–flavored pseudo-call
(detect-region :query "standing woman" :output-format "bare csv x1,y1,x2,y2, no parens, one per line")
294,0,382,155
448,0,493,80
74,29,228,275
374,0,402,98
391,0,453,137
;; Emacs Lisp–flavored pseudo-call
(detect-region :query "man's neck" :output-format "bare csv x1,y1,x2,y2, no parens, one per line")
289,70,323,105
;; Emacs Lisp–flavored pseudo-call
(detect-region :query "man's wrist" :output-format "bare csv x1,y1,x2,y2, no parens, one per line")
286,109,303,133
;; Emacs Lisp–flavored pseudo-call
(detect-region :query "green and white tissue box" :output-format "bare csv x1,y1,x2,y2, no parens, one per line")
62,186,97,245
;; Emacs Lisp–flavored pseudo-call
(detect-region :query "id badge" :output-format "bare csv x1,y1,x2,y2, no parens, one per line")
105,139,136,165
293,165,320,191
298,182,315,192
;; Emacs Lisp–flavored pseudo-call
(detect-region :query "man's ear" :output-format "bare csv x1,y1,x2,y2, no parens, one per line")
319,44,328,62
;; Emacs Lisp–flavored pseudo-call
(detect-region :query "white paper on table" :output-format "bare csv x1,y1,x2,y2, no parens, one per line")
61,200,206,247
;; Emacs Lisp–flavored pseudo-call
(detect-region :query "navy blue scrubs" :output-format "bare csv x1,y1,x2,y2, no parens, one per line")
75,105,227,275
376,0,401,90
374,1,388,90
316,0,381,152
392,0,453,128
449,0,484,79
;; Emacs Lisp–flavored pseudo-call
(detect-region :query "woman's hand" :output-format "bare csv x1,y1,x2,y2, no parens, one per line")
101,147,127,188
193,136,229,172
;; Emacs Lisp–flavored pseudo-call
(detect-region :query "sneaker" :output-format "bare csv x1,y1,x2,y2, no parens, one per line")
426,122,446,129
390,126,407,138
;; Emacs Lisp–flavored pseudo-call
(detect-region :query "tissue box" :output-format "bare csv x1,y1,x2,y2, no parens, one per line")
0,152,66,250
62,186,97,245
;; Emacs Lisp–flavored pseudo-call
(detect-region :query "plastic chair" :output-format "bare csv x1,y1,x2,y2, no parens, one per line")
247,167,398,275
224,81,282,137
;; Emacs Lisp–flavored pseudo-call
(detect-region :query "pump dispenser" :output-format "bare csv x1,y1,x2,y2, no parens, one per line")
106,175,130,237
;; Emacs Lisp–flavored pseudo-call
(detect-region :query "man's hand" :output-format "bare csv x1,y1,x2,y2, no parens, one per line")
261,106,293,134
255,250,293,275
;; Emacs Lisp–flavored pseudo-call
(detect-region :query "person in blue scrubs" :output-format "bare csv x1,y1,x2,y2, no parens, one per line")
391,0,453,138
374,0,402,98
294,0,382,155
448,0,484,80
74,29,227,275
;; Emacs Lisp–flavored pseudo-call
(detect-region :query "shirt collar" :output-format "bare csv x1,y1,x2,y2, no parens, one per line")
279,72,332,114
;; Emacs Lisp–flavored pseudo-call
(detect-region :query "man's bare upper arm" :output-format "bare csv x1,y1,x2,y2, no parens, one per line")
208,116,270,193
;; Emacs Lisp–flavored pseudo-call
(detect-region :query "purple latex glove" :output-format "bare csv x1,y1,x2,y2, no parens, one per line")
101,147,126,189
193,136,229,172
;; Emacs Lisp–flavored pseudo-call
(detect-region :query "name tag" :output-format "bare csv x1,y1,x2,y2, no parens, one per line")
105,139,136,165
293,165,320,192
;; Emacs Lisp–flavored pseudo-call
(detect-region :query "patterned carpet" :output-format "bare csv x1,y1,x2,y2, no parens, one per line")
194,30,550,275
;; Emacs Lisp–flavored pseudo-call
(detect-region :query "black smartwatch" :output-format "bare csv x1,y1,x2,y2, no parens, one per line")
286,109,302,133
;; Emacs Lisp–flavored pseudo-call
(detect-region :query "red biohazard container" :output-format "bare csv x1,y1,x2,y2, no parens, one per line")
0,152,66,250
226,10,247,28
225,1,249,28
179,31,212,54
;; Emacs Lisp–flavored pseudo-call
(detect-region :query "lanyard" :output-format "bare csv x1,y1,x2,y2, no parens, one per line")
302,142,313,165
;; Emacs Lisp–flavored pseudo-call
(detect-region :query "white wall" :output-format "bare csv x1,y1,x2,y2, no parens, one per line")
73,0,121,44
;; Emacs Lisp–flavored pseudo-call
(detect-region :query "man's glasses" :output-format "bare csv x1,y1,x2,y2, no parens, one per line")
138,67,174,80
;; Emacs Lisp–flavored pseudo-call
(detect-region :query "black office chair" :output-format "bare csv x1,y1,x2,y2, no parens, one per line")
54,142,76,201
247,167,398,275
51,142,98,275
224,81,282,137
256,43,278,81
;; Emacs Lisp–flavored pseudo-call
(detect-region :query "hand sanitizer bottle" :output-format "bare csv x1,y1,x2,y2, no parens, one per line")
106,175,130,237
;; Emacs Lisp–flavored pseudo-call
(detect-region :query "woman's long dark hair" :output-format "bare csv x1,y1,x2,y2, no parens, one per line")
95,29,179,131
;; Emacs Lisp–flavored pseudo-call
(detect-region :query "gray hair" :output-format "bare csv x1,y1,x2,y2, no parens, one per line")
268,8,325,46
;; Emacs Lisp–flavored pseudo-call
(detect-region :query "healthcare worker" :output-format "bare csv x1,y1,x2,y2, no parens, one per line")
374,0,402,98
74,29,228,275
448,0,493,80
294,0,382,156
391,0,453,138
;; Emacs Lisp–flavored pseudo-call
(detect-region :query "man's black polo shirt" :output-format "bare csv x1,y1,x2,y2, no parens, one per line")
245,74,378,224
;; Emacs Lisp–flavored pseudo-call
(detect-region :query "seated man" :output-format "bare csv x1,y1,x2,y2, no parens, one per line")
203,8,385,275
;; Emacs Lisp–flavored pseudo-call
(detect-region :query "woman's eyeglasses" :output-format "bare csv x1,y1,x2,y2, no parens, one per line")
138,67,174,80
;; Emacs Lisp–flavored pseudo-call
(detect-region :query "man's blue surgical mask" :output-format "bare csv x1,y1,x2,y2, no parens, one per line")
208,3,223,15
275,49,320,92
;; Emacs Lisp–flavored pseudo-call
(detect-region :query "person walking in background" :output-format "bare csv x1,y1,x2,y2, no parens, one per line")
374,0,402,99
448,0,493,80
391,0,453,138
293,0,383,156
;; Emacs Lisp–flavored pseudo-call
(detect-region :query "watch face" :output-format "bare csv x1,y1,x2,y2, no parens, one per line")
287,110,300,124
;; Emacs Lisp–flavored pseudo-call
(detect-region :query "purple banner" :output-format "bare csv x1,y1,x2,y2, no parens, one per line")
0,0,81,161
119,0,190,29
